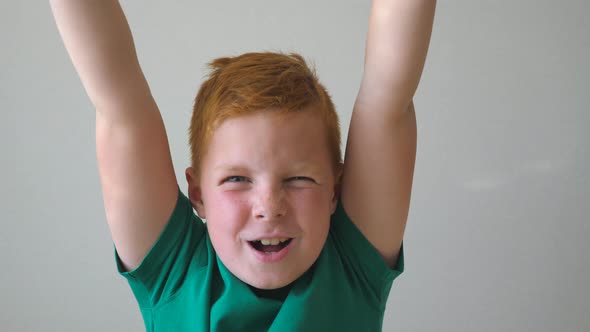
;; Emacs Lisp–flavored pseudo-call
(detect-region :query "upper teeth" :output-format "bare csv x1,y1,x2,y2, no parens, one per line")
259,238,289,245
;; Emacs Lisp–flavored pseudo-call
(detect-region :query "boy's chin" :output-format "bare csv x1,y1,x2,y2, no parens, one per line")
240,272,301,290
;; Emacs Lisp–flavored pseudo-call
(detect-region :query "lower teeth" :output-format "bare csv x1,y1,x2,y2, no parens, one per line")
251,239,292,253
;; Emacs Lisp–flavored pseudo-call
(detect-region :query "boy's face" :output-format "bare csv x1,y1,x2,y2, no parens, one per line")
186,109,341,290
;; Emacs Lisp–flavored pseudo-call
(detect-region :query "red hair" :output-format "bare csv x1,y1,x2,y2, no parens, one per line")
189,52,341,176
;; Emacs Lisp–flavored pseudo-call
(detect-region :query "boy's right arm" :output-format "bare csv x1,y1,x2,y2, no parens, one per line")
50,0,179,272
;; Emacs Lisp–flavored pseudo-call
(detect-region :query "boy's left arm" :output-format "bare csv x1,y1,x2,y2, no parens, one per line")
341,0,436,267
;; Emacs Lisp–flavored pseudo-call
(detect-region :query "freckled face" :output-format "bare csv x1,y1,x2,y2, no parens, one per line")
198,110,339,290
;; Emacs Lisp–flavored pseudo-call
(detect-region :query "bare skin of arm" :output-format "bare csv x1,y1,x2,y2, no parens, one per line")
341,0,436,267
50,0,178,271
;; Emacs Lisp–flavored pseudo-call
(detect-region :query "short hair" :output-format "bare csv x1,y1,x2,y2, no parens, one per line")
189,52,342,177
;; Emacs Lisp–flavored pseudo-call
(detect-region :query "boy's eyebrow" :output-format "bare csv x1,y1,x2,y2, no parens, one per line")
214,165,248,172
213,162,321,173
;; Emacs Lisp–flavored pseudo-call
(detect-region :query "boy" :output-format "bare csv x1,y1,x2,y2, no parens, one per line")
50,0,435,330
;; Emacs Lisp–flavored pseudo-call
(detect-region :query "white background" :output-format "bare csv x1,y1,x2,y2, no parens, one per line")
1,1,589,331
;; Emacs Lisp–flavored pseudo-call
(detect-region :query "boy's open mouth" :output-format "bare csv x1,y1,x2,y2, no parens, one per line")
248,239,293,253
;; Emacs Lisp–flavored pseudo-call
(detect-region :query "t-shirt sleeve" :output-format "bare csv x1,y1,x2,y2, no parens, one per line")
113,186,207,308
329,197,405,306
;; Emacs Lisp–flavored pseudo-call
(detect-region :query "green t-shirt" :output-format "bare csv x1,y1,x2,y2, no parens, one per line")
115,187,404,331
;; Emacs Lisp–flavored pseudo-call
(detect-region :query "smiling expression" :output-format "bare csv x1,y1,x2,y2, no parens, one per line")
186,108,341,289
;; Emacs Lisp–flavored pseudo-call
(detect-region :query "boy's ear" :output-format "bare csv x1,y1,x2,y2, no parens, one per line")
330,163,344,214
185,167,206,219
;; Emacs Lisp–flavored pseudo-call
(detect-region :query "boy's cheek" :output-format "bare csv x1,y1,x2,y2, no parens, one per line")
290,189,334,212
205,192,251,222
207,188,247,206
206,188,332,221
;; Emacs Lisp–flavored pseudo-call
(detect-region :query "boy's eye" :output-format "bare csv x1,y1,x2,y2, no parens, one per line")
224,176,248,183
288,176,315,182
221,176,315,184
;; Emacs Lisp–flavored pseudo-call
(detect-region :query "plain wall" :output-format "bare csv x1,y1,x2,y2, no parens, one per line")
1,0,589,331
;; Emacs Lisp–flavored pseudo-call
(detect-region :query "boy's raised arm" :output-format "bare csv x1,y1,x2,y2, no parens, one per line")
50,0,148,113
50,0,179,271
341,0,436,267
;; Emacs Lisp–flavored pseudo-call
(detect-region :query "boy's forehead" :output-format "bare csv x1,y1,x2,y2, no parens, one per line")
209,110,326,149
214,107,322,130
202,109,332,172
213,161,323,173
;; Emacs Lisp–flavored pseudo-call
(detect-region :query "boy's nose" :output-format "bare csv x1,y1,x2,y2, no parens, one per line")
252,185,286,221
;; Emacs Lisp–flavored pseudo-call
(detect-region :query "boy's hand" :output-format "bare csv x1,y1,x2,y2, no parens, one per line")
341,0,436,267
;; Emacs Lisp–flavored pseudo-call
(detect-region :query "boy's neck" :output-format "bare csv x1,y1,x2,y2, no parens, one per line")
249,283,292,301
